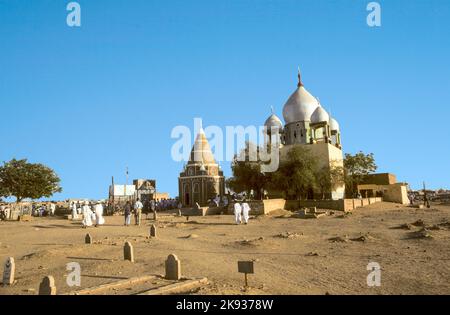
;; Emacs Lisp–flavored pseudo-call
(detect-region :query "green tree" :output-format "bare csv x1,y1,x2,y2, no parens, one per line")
343,151,377,198
314,162,345,200
0,158,62,202
270,146,317,200
226,142,269,200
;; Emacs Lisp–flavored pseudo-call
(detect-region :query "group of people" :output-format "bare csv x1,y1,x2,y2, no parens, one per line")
70,200,105,228
123,198,148,226
233,199,251,225
0,202,57,220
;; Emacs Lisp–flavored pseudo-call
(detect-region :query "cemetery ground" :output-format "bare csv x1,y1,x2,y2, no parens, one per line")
1,202,450,295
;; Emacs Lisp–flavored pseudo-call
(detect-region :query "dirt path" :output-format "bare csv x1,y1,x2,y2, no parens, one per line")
1,202,450,295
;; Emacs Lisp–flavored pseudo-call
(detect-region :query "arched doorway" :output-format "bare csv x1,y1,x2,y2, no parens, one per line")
183,183,191,206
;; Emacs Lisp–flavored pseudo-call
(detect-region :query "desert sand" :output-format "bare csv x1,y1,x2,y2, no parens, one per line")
1,202,450,295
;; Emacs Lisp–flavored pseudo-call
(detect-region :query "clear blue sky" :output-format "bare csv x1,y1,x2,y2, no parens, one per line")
1,0,449,200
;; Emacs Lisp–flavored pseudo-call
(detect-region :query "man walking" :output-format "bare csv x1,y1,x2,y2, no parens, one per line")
134,198,143,226
124,201,132,226
94,202,105,227
241,199,251,225
233,200,242,225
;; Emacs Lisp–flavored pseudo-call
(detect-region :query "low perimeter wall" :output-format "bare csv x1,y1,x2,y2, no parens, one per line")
285,197,382,212
226,199,286,215
186,197,383,216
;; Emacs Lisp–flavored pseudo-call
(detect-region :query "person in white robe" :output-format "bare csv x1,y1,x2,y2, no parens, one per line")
233,201,242,225
49,203,56,216
94,202,105,227
71,202,78,220
241,199,251,225
81,201,93,228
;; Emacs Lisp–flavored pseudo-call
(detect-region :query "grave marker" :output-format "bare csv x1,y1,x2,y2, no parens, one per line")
85,233,92,244
150,224,157,237
39,275,57,295
2,257,15,286
165,254,181,280
124,241,134,262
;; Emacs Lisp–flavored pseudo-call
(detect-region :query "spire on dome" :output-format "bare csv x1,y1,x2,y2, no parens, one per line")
297,67,303,87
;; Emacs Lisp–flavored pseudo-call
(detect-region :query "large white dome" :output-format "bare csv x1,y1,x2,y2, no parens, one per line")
282,70,319,124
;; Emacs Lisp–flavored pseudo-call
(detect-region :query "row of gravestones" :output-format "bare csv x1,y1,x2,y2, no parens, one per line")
2,249,181,294
85,224,157,245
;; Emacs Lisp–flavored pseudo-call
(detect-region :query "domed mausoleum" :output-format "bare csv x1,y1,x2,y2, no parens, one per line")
178,128,225,206
263,69,345,200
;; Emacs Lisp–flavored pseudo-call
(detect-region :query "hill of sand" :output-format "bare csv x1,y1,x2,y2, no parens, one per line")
1,202,450,295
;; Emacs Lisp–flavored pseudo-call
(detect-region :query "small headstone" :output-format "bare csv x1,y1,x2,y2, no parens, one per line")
124,241,134,262
150,224,157,237
2,257,15,286
153,210,158,221
165,254,181,280
85,233,93,244
38,276,56,295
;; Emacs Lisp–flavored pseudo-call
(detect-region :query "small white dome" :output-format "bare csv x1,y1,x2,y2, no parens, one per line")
282,69,319,123
329,117,340,131
264,113,283,130
311,106,329,124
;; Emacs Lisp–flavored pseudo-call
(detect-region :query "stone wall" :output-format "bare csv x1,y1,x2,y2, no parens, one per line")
285,199,345,211
384,184,409,204
285,197,383,212
187,196,387,216
226,199,287,215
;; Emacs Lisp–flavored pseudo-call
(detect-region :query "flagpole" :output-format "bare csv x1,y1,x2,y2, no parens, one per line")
125,166,129,202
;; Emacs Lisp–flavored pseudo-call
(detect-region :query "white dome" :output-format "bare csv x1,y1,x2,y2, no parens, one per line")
264,113,283,130
282,70,319,123
311,106,329,124
330,117,340,131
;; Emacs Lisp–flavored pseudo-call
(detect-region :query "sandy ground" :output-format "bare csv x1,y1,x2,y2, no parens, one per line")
1,202,450,295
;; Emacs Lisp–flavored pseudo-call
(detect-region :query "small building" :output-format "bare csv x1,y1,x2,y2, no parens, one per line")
178,128,225,207
133,179,156,203
357,173,409,204
109,185,136,203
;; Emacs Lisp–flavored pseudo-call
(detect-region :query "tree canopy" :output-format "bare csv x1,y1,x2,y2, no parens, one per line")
343,151,377,197
226,142,268,199
0,158,62,202
270,146,318,200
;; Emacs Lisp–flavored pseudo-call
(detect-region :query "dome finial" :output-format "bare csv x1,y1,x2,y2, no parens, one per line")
270,105,274,114
297,67,303,87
